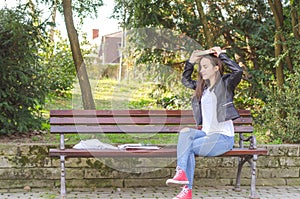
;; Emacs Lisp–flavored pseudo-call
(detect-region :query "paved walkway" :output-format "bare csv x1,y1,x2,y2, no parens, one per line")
1,186,300,199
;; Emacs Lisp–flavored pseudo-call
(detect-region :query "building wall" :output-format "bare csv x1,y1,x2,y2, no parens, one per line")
99,31,122,64
102,37,121,63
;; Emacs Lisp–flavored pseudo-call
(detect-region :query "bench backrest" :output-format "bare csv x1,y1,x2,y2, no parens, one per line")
50,109,253,135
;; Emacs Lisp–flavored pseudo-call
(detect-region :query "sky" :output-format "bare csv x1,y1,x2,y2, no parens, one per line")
0,0,121,41
57,0,121,40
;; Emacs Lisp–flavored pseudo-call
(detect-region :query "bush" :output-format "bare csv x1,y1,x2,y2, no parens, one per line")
44,36,76,97
44,33,93,97
257,68,300,144
0,8,48,134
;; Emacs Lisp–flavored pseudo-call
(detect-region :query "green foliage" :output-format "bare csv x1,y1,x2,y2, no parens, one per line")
0,7,48,134
234,80,265,116
257,68,300,144
41,34,76,96
149,83,192,110
41,0,103,19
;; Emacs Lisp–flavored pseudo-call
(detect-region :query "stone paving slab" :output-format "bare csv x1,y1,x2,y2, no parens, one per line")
1,186,300,199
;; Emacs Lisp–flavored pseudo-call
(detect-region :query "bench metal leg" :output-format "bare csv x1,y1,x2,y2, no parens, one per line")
234,156,248,192
233,155,260,199
60,155,66,199
248,154,259,199
60,134,66,199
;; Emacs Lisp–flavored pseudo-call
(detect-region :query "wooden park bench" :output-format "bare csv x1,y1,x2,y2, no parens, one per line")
49,109,268,199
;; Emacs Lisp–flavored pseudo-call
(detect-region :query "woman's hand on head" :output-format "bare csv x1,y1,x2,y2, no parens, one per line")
189,50,202,64
210,46,223,57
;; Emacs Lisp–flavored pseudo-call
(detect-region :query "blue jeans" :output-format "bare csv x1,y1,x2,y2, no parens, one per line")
177,127,234,189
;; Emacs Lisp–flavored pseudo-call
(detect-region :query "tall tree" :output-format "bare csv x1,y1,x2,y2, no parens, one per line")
291,0,300,40
194,0,213,48
39,0,103,109
268,0,293,88
62,0,95,109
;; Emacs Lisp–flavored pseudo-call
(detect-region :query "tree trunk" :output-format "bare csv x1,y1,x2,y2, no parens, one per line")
291,0,300,40
274,32,284,88
268,0,285,88
222,30,252,80
50,0,58,42
280,34,293,71
62,0,95,109
194,0,213,48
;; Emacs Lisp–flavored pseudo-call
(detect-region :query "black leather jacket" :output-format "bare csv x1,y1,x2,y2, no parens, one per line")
182,53,243,125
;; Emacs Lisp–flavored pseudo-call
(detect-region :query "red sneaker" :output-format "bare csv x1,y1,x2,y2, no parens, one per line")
166,167,189,186
173,185,192,199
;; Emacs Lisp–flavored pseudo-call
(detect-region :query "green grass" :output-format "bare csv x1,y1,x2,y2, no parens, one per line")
43,78,174,145
60,133,178,146
45,78,157,111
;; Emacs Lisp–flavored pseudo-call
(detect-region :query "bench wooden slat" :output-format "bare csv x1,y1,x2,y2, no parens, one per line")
49,148,268,158
50,125,185,134
50,117,252,125
50,117,196,125
50,125,254,134
222,148,268,156
50,109,251,117
50,110,193,117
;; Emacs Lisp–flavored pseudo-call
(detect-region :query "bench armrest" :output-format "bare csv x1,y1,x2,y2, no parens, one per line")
239,133,257,150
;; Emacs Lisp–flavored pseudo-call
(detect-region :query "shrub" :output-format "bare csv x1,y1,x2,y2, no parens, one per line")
45,37,76,96
257,68,300,144
0,8,48,134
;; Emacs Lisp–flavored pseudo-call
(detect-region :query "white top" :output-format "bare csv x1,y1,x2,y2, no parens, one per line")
201,89,234,137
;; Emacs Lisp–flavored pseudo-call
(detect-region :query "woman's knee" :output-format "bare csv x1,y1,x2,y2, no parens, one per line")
180,127,190,134
178,128,191,141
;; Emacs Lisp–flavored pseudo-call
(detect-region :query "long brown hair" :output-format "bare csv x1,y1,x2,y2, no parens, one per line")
194,54,224,100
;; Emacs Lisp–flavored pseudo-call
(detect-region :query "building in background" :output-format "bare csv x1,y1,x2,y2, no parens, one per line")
99,31,122,64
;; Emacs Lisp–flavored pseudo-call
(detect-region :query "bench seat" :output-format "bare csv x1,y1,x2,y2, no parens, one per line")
49,147,268,158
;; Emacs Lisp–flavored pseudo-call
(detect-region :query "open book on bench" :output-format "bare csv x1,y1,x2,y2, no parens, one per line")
118,144,161,151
